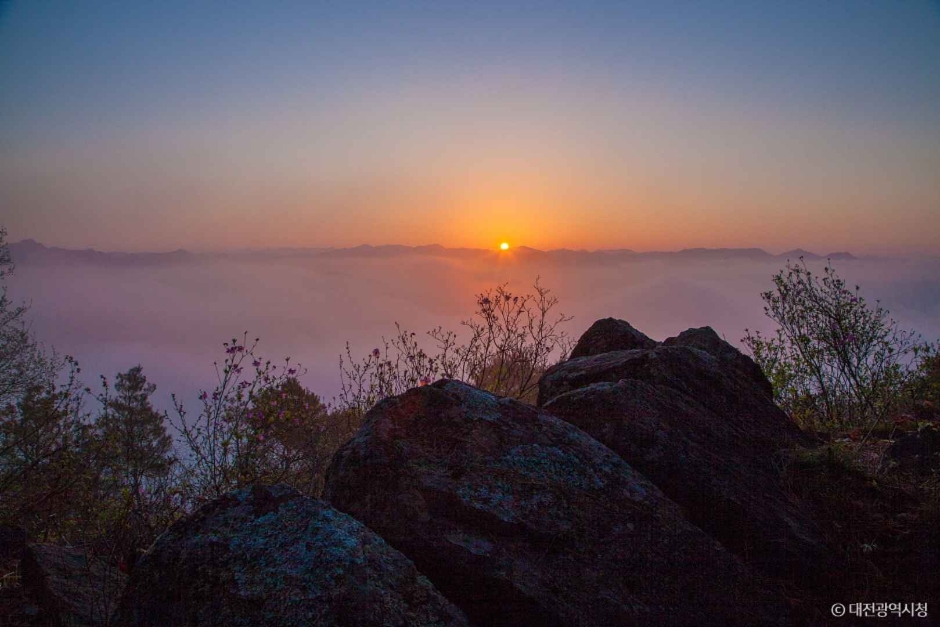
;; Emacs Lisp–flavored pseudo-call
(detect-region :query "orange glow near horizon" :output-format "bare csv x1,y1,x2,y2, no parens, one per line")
500,242,510,251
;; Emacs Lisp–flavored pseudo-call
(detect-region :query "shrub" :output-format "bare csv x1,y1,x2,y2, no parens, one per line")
171,334,357,504
743,258,935,432
906,352,940,423
170,334,305,504
338,278,573,416
0,229,131,554
0,357,92,540
251,378,360,496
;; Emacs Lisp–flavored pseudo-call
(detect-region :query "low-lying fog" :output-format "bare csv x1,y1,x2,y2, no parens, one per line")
8,249,940,414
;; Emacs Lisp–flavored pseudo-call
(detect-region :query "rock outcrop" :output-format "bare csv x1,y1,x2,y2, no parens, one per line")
540,320,832,587
325,380,790,627
113,484,468,627
539,324,810,456
568,317,658,358
21,543,127,627
886,427,940,475
663,326,773,398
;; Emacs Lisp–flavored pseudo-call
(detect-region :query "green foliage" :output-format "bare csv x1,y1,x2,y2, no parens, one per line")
0,229,94,540
743,259,934,431
0,358,92,541
906,352,940,423
96,366,174,492
251,378,360,496
170,335,296,503
171,335,357,503
339,278,573,416
90,366,177,566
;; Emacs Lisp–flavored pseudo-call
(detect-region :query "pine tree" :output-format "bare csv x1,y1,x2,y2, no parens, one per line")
93,366,175,567
96,366,173,500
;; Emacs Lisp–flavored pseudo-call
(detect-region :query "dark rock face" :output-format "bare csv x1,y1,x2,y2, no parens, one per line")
0,525,27,560
21,543,128,627
663,326,773,399
544,379,832,585
539,320,830,587
568,317,658,359
887,427,940,474
113,484,468,627
324,380,790,627
538,338,809,457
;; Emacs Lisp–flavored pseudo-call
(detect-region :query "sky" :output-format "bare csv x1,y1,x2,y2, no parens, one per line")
1,1,939,254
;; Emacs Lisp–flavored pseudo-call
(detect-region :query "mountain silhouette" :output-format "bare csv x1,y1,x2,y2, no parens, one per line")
8,240,864,267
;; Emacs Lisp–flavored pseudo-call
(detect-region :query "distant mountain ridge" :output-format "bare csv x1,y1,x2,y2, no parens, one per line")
7,239,862,266
9,239,194,265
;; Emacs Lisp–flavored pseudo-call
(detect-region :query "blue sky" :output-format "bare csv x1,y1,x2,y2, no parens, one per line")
2,1,939,253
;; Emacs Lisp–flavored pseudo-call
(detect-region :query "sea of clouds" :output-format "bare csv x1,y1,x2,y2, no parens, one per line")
8,252,940,414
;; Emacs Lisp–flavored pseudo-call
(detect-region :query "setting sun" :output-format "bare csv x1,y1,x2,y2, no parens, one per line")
500,242,510,251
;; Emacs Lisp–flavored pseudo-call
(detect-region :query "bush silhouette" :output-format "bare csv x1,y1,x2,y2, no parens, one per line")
338,278,573,416
743,258,935,433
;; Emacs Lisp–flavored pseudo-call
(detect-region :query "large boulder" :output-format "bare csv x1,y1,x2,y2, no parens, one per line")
21,543,128,627
544,379,833,585
538,332,810,456
663,326,773,398
113,484,468,627
538,320,830,587
569,317,658,359
324,380,790,627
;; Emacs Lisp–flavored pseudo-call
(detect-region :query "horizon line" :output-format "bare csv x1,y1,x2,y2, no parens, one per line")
7,238,889,260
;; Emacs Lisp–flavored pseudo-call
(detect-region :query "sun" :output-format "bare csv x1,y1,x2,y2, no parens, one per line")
500,242,510,251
